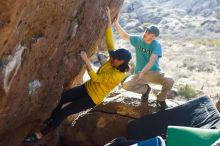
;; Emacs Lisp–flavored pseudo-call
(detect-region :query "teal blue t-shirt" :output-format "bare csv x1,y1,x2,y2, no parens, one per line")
130,35,162,73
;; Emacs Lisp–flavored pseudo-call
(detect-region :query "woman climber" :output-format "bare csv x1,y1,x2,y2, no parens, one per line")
23,7,132,143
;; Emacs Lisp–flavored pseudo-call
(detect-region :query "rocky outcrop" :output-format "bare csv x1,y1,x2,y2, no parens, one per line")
0,0,124,145
61,91,178,146
120,0,220,38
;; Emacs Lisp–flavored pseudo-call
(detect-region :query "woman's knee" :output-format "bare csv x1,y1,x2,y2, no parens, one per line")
122,81,130,90
122,78,133,89
122,75,136,86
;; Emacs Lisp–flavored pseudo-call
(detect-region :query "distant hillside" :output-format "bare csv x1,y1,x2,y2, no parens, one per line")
120,0,220,38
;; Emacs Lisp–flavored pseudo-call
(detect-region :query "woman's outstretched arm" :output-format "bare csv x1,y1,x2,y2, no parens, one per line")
105,7,115,51
80,51,124,83
81,51,92,72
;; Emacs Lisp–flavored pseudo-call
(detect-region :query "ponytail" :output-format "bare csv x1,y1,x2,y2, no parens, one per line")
117,62,130,72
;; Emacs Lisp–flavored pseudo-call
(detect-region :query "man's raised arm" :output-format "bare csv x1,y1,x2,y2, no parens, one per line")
114,15,130,41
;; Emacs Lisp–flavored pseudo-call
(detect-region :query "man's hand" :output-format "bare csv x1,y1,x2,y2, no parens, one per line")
80,51,88,62
136,71,145,81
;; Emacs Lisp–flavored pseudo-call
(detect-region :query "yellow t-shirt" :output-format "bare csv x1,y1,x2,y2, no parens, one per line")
85,27,126,105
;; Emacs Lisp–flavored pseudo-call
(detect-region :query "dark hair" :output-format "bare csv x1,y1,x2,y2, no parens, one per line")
117,62,130,72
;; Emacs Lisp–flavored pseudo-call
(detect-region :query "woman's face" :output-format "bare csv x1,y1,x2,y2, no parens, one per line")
110,57,125,67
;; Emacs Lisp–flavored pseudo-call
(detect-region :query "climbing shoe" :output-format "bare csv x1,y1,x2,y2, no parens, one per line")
156,100,168,110
141,84,151,102
23,133,40,144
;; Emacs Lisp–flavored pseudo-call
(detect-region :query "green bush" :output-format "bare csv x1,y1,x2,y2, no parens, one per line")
177,84,197,99
193,38,220,46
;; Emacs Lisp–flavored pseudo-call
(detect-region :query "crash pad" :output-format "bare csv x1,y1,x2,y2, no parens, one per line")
132,136,165,146
105,137,138,146
105,136,165,146
128,96,220,140
167,126,220,146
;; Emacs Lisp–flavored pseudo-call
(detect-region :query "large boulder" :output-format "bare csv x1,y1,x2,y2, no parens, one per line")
0,0,124,145
61,91,178,146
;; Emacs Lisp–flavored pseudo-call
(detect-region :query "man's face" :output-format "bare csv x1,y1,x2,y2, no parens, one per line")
143,31,156,43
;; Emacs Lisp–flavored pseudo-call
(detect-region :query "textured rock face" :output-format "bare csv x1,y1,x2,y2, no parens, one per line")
0,0,124,145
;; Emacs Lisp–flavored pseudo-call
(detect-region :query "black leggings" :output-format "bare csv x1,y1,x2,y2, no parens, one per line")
41,84,96,135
